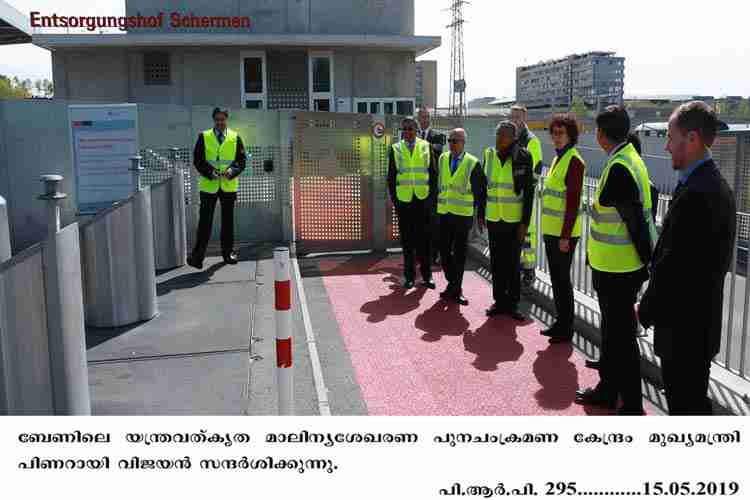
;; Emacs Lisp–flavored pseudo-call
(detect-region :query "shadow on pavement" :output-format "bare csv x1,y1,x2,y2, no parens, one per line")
532,343,586,411
156,262,226,296
415,299,471,342
463,318,524,372
360,276,428,323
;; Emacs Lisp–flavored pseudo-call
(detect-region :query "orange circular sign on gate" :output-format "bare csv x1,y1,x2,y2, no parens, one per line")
372,121,385,139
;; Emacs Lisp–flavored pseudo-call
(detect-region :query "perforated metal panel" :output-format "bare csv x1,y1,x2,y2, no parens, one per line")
293,112,374,253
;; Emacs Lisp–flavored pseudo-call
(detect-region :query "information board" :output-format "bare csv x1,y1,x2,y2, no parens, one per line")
69,104,139,214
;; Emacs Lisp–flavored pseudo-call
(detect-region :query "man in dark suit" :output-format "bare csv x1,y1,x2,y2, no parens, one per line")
418,108,445,265
638,101,736,415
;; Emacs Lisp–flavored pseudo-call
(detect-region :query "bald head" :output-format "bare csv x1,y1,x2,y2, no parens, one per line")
448,128,466,155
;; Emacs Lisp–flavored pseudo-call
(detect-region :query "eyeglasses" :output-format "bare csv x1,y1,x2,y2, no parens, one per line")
447,139,463,144
402,127,416,132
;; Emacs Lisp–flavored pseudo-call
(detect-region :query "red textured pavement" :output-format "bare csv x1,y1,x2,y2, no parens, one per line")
316,255,657,416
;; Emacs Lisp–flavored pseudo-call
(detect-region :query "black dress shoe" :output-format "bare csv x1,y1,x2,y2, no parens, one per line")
187,255,203,270
548,335,573,344
404,279,415,289
421,277,436,289
485,303,506,317
455,294,469,306
575,388,617,409
222,252,239,265
585,359,601,370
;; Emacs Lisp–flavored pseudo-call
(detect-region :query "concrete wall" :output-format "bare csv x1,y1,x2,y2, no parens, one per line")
416,60,437,110
125,0,414,36
53,50,129,102
0,100,76,252
53,47,415,108
344,51,415,98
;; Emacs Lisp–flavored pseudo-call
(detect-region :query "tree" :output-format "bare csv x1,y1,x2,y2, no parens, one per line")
569,96,588,119
737,99,750,120
0,75,31,99
44,79,54,97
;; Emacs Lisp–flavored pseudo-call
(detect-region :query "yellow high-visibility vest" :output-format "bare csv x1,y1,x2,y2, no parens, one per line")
393,138,431,202
200,128,240,194
588,143,656,273
483,147,523,223
541,147,585,237
437,152,478,217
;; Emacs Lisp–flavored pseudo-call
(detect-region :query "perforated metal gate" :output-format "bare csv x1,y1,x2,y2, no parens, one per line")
292,112,376,254
140,143,286,251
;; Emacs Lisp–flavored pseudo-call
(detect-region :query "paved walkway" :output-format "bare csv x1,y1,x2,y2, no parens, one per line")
305,254,660,416
85,250,662,416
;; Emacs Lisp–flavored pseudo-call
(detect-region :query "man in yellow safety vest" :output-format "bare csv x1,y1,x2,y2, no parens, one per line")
576,105,655,415
387,116,438,289
187,107,247,269
479,120,535,321
437,128,486,305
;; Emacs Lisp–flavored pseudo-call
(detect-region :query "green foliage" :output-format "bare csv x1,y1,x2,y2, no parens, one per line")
0,74,32,99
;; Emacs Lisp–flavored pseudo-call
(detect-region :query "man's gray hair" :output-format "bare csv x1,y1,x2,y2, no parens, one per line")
495,120,518,138
401,116,418,129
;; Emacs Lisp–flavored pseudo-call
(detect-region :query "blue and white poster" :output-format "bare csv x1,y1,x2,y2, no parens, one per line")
69,104,139,214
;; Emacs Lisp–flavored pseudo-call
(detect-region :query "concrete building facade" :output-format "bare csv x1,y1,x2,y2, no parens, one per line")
33,0,440,113
516,51,624,109
415,60,437,111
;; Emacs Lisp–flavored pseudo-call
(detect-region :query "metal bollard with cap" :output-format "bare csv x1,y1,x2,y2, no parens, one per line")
38,174,67,236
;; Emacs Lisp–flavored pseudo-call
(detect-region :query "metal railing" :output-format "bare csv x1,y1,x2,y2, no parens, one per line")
472,174,750,382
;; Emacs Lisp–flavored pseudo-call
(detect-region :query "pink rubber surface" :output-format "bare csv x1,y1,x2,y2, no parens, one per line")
318,256,657,416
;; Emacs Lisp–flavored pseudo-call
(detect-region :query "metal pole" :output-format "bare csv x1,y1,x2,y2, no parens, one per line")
0,195,10,262
129,155,144,193
169,147,180,175
38,175,67,236
274,247,294,416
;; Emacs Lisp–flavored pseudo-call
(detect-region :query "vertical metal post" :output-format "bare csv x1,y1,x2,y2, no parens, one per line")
0,195,10,262
129,155,144,193
274,247,294,416
169,147,180,175
38,175,66,237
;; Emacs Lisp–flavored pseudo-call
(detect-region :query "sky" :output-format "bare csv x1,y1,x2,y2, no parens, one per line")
2,0,749,106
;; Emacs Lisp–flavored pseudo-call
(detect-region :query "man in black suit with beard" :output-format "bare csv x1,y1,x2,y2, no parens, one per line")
418,108,445,265
638,101,736,415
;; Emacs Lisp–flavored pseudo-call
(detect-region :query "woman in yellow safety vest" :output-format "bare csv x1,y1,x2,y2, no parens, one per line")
539,113,585,344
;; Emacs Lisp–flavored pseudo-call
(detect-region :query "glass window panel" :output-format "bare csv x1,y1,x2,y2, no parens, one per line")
357,102,368,114
312,57,331,93
370,102,380,114
396,101,413,115
244,57,263,93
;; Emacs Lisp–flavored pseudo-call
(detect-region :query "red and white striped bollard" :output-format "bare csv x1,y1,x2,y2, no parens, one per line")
274,247,294,415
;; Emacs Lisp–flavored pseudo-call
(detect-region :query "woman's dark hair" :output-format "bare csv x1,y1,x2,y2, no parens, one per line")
212,107,229,119
627,132,642,155
548,113,580,145
596,105,630,144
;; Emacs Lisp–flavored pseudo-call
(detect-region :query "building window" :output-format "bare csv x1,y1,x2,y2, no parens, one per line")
357,102,368,114
312,57,331,93
244,57,264,94
397,100,413,115
144,52,170,85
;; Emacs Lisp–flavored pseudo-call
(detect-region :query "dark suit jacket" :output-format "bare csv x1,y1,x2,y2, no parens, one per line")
639,159,736,359
420,128,445,157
